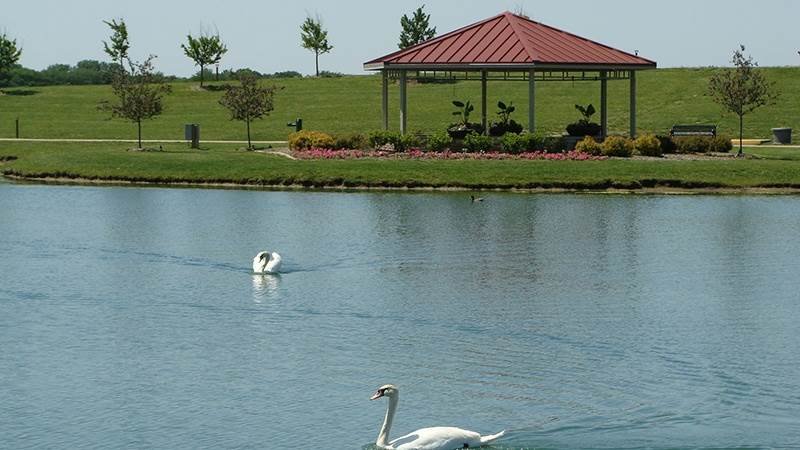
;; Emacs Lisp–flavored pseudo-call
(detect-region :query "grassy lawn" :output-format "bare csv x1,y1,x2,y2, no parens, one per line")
3,141,800,191
1,67,799,142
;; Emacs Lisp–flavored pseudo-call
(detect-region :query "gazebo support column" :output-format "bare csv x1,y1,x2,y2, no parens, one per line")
399,70,407,135
481,70,488,134
528,70,535,133
381,70,389,131
600,70,608,139
629,71,637,138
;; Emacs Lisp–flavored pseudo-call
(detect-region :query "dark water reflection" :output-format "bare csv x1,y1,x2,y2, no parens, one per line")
1,184,799,449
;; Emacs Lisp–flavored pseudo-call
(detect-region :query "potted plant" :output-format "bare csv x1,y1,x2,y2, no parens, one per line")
488,101,523,136
566,104,602,137
447,100,484,139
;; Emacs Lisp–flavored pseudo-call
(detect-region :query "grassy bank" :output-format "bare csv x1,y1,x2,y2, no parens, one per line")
2,141,800,191
1,68,799,142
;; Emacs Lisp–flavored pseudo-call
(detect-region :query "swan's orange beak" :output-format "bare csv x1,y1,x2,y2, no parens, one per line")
370,389,384,400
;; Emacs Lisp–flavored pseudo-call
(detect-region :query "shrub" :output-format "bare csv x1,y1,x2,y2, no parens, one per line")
368,130,402,150
575,136,603,156
634,134,663,157
500,133,525,154
367,130,421,152
541,136,566,153
710,135,733,153
399,133,421,151
426,131,453,152
462,132,494,152
319,71,344,78
288,130,335,150
332,133,367,150
602,136,634,157
674,136,711,153
656,135,677,154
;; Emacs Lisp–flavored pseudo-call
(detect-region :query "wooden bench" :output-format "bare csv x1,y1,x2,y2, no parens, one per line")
670,124,717,137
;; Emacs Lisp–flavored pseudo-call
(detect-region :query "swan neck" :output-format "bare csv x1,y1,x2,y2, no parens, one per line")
377,393,398,448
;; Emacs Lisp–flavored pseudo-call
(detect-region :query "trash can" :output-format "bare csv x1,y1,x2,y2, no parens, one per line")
184,124,200,148
772,127,792,145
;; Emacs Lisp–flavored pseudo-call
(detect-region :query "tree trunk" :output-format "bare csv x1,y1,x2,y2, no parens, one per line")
738,114,744,157
215,65,219,82
200,63,205,88
315,51,319,77
137,120,142,149
246,118,251,150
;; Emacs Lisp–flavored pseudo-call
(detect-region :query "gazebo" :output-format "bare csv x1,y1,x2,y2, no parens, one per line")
364,12,656,137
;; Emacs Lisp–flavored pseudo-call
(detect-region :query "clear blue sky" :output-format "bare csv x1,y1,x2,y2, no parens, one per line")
6,0,799,75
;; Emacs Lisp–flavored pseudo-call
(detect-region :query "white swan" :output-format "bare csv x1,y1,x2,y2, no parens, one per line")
370,384,505,450
252,251,282,274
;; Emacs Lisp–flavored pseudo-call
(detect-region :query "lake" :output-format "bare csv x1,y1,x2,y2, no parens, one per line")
1,181,799,449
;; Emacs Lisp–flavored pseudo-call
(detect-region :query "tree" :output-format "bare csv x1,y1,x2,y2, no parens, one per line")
102,19,130,69
399,5,436,49
181,30,227,88
218,73,278,149
0,32,22,78
300,15,332,77
101,57,171,149
708,45,777,156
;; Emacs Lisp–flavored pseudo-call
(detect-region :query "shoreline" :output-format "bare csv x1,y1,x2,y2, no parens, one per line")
5,173,800,195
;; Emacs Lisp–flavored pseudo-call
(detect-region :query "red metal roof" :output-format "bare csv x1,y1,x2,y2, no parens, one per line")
365,12,656,69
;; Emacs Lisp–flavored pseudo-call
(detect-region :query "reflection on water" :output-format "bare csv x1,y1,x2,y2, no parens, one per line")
0,184,799,450
252,274,281,302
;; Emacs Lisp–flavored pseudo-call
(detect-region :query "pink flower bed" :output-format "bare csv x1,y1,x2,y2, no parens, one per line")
293,148,606,161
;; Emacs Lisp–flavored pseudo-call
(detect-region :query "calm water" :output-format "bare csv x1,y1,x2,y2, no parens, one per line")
1,181,799,450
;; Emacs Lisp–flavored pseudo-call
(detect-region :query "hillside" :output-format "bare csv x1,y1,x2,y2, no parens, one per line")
1,68,798,141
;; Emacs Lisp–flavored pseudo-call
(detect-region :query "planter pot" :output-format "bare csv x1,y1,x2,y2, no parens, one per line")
772,128,792,145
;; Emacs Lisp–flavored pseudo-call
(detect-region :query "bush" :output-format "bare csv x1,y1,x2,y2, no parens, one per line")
499,132,545,154
426,131,453,152
500,133,525,154
332,133,367,150
674,136,710,153
634,134,663,157
542,136,566,153
368,130,401,150
319,71,344,78
656,135,677,154
367,130,419,152
710,135,733,153
575,136,603,156
399,133,421,151
602,136,634,157
288,130,335,150
673,135,732,154
462,132,493,152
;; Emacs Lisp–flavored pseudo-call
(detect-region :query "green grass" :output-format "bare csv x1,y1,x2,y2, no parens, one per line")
3,141,800,191
1,67,799,141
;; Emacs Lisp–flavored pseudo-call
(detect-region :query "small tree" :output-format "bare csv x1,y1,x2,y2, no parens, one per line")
101,57,171,149
708,45,777,156
399,5,436,49
218,73,278,149
181,30,227,88
102,19,130,70
300,15,333,76
0,32,22,76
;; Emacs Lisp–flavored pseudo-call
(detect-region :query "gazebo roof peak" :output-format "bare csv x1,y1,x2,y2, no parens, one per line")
365,11,656,70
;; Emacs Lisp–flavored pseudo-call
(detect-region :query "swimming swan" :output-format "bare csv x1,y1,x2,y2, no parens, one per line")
370,384,505,450
252,251,282,274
